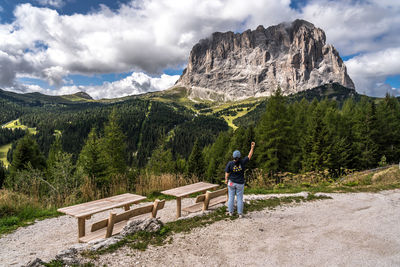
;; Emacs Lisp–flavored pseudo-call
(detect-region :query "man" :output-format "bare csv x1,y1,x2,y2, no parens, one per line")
225,141,255,218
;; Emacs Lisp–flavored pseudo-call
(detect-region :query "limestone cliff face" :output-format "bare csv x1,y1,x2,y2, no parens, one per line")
176,19,355,101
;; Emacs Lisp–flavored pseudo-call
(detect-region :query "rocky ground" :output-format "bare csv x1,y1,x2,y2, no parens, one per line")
1,190,400,266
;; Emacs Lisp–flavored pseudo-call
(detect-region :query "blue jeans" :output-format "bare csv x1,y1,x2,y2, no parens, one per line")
227,181,244,214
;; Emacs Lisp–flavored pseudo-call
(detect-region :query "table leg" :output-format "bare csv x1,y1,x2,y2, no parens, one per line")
176,197,182,218
124,204,130,211
78,217,85,240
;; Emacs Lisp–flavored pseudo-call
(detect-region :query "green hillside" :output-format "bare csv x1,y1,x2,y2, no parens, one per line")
233,83,361,127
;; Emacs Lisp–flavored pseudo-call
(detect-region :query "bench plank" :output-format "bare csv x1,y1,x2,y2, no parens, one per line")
182,195,227,213
203,188,228,211
195,194,206,203
209,195,227,206
90,200,165,234
115,204,153,223
80,220,127,243
57,193,146,217
91,218,109,232
207,188,228,199
161,182,218,197
182,202,202,213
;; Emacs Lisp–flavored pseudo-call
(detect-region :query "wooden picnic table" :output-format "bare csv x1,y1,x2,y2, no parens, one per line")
161,182,219,218
57,193,146,241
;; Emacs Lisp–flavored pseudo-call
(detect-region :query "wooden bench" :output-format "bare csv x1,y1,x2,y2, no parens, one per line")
182,188,228,213
57,193,146,242
161,182,219,218
79,199,165,243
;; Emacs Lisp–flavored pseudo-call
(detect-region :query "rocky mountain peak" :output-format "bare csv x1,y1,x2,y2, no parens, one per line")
176,19,355,101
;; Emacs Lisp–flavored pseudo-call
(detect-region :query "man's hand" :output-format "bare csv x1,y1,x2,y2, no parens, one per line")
248,141,255,159
225,172,229,184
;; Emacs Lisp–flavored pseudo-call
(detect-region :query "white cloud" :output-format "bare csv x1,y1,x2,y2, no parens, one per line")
83,72,180,99
300,0,400,55
0,0,399,97
13,72,179,100
346,47,400,96
37,0,65,8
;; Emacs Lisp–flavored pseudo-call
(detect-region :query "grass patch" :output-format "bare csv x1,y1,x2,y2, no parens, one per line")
0,143,12,167
246,166,400,195
3,119,37,134
86,194,328,257
0,190,60,236
44,260,94,267
222,108,250,129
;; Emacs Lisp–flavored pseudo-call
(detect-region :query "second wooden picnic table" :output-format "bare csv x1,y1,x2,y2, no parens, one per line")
161,182,219,218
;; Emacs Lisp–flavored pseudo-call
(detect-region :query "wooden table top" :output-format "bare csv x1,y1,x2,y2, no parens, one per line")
161,182,219,198
57,193,146,218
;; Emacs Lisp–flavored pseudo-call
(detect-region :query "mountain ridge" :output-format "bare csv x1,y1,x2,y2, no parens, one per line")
176,19,355,101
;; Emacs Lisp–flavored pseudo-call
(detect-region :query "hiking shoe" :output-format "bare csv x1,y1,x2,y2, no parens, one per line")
238,214,244,218
227,212,233,216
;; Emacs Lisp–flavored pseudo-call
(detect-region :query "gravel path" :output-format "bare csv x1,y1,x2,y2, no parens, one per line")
1,190,400,266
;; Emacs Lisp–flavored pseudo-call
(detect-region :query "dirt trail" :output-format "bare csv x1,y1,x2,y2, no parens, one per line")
94,190,400,266
1,190,400,266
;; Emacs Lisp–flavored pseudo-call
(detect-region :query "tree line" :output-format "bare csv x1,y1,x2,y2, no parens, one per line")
1,89,399,200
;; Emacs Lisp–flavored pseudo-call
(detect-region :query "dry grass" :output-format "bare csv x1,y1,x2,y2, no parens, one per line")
0,189,58,235
0,189,38,214
79,174,131,202
341,166,400,187
247,168,333,189
247,166,400,194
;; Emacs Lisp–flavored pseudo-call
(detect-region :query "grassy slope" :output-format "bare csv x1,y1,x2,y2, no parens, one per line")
142,87,263,129
246,166,400,195
3,119,37,134
222,108,252,129
60,95,93,102
0,143,12,167
0,119,37,166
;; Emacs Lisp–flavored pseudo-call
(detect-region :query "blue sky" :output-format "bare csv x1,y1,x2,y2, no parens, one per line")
0,0,399,98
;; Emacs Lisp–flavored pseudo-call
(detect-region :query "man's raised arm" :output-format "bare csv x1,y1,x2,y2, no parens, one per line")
248,142,255,160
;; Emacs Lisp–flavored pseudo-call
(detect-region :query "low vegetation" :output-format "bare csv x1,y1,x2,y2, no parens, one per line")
0,190,58,235
246,165,400,194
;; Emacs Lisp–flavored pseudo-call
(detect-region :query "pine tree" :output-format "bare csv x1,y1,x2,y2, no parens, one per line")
376,95,400,163
187,139,205,179
77,127,106,181
204,131,231,182
100,109,127,177
47,147,76,199
256,88,291,175
301,104,330,172
46,135,63,177
10,134,46,174
353,97,379,169
146,146,175,174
